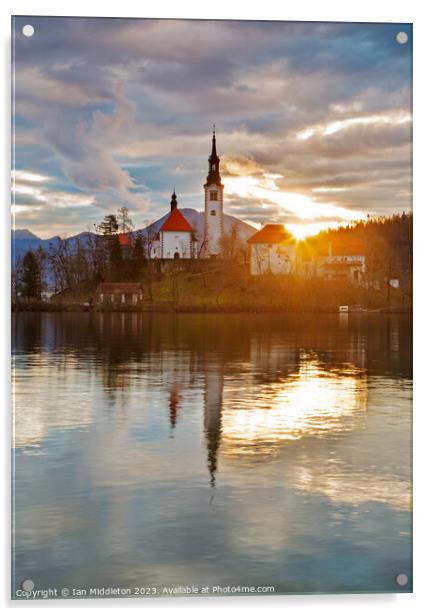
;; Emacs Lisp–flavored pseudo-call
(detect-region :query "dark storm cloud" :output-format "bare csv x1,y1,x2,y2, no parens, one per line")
12,17,412,236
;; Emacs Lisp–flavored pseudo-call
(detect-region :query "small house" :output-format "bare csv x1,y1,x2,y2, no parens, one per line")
96,282,144,305
247,224,296,275
316,239,366,283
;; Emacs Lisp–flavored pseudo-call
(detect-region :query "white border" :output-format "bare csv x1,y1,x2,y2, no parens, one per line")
2,1,430,615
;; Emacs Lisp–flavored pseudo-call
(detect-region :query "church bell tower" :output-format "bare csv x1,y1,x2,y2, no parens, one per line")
204,126,224,257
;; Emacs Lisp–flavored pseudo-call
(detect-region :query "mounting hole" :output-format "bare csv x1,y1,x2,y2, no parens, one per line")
22,24,34,38
396,573,409,586
21,579,35,591
396,31,408,45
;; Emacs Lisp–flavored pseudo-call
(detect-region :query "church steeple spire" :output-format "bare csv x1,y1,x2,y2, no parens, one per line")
211,124,217,157
206,125,222,186
170,189,177,212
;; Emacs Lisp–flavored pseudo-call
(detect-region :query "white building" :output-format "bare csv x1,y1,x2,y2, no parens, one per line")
316,239,366,283
203,127,224,257
151,191,196,259
247,224,296,275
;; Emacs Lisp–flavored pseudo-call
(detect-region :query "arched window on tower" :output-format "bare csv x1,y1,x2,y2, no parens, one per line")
210,190,218,201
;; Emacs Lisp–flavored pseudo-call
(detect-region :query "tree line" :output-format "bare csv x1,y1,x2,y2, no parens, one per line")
12,210,412,304
13,208,148,300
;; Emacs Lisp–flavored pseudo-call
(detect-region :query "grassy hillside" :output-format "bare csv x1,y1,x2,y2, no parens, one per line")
34,263,410,313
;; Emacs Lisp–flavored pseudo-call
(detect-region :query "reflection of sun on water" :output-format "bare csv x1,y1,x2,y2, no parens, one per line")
222,358,367,455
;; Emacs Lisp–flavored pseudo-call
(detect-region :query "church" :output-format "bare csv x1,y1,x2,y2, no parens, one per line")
150,128,224,259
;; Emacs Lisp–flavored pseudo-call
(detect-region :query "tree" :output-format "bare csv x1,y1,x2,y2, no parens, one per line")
132,232,145,262
21,251,42,299
48,238,73,292
34,246,48,294
109,234,123,279
95,214,119,236
12,256,24,303
85,230,107,281
117,207,134,234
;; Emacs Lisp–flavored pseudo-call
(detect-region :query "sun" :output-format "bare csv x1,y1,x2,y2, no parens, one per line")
224,173,365,241
287,221,341,240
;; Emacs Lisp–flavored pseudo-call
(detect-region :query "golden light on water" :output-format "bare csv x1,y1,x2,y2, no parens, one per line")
222,358,367,455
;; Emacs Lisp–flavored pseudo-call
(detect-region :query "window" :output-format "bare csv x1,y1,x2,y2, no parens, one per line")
210,210,216,216
210,191,218,201
212,164,216,171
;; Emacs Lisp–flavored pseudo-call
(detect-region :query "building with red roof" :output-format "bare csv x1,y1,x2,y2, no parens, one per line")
247,224,296,275
159,205,193,233
152,191,196,259
316,237,366,283
148,130,222,260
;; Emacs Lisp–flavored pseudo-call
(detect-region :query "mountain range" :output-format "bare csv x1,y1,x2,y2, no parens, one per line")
11,209,257,265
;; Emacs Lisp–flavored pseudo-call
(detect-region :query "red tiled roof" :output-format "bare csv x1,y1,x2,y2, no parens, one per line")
331,238,366,256
118,233,131,246
160,208,193,232
247,224,294,244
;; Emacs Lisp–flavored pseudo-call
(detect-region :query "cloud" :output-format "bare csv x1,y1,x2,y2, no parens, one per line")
12,17,412,237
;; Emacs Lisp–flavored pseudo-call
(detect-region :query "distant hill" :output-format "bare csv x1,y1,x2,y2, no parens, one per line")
11,210,257,265
11,231,61,265
13,229,41,240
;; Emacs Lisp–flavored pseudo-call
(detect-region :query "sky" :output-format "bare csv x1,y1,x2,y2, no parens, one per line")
12,17,412,239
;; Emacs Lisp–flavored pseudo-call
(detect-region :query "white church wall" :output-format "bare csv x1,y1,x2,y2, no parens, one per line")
250,243,295,275
160,231,192,259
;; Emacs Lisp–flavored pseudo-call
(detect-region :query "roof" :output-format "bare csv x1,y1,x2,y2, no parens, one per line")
160,208,193,232
330,238,366,256
118,233,131,246
96,282,143,293
247,224,294,244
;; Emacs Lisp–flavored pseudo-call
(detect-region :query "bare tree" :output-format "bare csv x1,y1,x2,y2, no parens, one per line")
117,207,134,234
11,256,24,303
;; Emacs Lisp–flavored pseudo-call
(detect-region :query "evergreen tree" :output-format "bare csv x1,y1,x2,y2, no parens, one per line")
109,234,123,278
132,234,144,262
95,214,119,236
21,251,41,299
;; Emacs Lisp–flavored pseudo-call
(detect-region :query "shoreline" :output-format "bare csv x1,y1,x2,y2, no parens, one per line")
11,303,412,315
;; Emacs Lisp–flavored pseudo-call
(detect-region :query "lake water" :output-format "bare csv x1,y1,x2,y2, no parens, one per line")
12,312,412,598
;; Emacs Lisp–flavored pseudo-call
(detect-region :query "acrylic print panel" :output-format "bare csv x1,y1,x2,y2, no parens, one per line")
11,16,413,600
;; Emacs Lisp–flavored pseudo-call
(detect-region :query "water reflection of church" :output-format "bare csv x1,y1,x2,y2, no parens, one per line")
164,326,369,487
166,357,224,487
15,313,408,489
